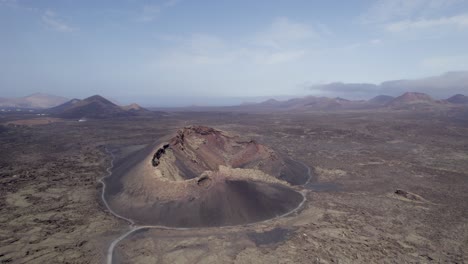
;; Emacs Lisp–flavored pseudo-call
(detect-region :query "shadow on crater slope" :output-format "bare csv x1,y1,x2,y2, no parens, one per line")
114,179,303,227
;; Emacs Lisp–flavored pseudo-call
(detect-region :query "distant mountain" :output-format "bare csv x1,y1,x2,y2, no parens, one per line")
335,97,351,102
47,98,81,113
121,103,150,112
369,95,394,105
48,95,153,119
152,91,468,113
258,99,281,106
382,92,444,110
387,92,434,106
0,93,68,109
446,94,468,104
302,97,346,110
223,91,468,112
237,95,369,112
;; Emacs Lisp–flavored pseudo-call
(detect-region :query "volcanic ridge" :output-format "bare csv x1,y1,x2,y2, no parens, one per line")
47,95,153,119
105,126,308,227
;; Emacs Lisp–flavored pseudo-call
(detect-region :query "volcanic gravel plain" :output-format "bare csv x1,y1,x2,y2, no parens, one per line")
1,109,468,263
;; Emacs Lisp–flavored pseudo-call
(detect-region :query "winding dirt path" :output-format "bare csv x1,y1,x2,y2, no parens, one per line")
100,148,312,264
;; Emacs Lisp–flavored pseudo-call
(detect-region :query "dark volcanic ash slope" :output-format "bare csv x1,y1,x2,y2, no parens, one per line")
105,126,307,227
369,95,394,105
447,94,468,104
119,178,303,227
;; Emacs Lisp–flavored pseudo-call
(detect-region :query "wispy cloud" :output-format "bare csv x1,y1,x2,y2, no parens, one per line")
254,17,317,49
360,0,462,23
136,5,161,22
154,33,236,67
136,0,182,22
0,0,39,11
0,0,17,6
154,17,315,68
187,34,226,53
42,9,76,32
339,38,383,51
255,50,307,65
421,55,468,71
164,0,181,7
386,13,468,31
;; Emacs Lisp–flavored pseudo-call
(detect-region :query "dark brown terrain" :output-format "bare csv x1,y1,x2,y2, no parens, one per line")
0,102,468,263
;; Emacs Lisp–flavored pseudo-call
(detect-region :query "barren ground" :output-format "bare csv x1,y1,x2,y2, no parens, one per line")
0,110,467,263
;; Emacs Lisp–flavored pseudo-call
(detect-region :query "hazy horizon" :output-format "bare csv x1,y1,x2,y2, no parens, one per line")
1,0,468,106
2,70,468,107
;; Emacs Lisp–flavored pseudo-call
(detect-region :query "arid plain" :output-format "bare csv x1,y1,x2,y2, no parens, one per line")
1,107,468,263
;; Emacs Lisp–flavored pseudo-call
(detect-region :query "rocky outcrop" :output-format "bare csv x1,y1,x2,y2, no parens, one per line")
394,189,426,202
152,126,308,184
151,144,169,167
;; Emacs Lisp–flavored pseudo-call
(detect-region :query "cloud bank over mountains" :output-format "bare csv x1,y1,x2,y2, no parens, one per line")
309,71,468,99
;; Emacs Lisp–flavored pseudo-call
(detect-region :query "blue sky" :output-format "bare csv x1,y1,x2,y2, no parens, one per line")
1,0,468,105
